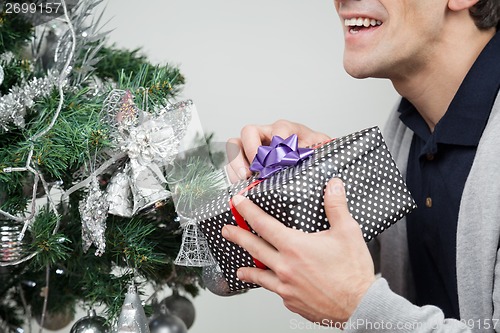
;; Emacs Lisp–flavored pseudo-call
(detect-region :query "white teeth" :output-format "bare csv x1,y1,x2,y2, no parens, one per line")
344,17,382,27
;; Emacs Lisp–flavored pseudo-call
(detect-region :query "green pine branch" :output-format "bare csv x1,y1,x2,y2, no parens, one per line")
28,209,72,270
117,63,185,111
0,10,33,55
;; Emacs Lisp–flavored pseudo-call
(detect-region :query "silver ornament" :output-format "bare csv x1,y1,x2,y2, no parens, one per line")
70,309,108,333
79,178,109,256
102,90,139,141
105,90,185,168
159,291,195,329
149,305,187,333
117,323,143,333
156,100,193,149
107,169,133,217
124,113,179,167
129,160,171,215
116,285,150,333
0,218,26,263
202,263,242,297
174,220,215,267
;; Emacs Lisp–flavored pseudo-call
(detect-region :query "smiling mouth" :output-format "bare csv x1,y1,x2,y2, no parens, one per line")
344,17,382,34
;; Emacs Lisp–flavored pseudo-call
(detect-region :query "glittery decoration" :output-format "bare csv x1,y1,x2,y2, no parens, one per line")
124,112,179,167
174,219,215,267
117,91,140,128
51,0,106,86
79,178,109,256
0,73,58,132
0,52,15,64
158,100,194,142
101,90,139,142
116,285,150,333
202,263,242,297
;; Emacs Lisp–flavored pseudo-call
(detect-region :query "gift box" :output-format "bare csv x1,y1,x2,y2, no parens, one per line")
195,126,416,292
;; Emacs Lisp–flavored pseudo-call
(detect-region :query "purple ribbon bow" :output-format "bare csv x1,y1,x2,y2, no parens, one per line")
249,134,314,179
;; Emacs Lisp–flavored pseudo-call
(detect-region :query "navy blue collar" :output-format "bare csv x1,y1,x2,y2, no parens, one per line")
399,31,500,147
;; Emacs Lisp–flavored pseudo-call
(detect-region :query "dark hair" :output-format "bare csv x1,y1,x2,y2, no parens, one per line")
469,0,500,30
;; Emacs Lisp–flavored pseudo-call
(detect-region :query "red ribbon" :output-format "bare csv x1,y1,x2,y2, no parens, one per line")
229,179,267,269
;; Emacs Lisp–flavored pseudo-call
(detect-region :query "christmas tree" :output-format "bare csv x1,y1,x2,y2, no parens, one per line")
0,0,222,331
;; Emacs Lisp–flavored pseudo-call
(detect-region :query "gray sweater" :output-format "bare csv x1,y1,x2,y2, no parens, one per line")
345,92,500,333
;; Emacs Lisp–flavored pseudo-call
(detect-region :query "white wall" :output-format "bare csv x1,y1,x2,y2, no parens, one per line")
30,0,400,332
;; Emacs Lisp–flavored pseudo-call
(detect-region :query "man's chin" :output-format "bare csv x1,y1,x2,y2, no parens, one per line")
343,62,388,80
344,68,371,80
343,61,371,79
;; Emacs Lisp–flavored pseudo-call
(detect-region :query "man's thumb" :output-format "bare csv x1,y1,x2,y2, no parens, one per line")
324,178,352,225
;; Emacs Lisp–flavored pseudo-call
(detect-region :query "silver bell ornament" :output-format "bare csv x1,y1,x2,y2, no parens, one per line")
159,290,195,329
70,309,108,333
129,159,171,215
149,305,187,333
107,169,133,217
174,219,215,267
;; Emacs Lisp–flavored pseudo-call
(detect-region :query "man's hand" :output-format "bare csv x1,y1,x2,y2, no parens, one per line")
222,178,376,324
225,120,330,182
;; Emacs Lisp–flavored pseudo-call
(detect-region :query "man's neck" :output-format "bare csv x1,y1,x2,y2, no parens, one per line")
392,26,495,132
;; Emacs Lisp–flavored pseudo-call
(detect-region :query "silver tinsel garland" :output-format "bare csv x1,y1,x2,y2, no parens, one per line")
0,72,59,132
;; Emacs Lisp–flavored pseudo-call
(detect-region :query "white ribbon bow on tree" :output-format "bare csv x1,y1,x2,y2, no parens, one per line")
102,89,192,217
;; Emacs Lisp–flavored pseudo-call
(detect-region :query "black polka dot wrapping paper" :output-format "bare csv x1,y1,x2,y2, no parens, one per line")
195,126,417,292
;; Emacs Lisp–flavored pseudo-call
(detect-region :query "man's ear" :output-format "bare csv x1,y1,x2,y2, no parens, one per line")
448,0,479,11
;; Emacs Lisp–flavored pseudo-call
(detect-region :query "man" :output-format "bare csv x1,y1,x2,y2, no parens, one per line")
222,0,500,331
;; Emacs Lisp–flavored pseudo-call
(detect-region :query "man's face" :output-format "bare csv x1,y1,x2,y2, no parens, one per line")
334,0,448,80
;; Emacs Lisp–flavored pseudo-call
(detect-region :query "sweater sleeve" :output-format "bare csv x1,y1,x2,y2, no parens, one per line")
343,278,473,333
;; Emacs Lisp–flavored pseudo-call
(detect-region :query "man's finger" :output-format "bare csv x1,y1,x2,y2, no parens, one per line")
269,119,331,148
324,178,363,237
222,224,280,268
226,138,251,182
236,267,281,292
230,194,291,249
